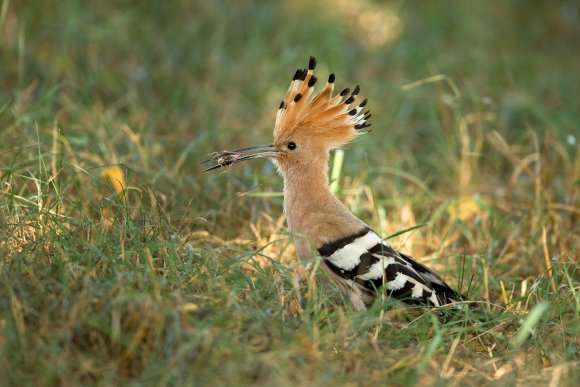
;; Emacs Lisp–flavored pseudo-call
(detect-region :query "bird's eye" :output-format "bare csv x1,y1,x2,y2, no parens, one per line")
287,141,297,150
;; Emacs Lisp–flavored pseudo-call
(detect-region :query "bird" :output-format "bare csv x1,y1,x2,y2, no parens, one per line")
204,56,462,311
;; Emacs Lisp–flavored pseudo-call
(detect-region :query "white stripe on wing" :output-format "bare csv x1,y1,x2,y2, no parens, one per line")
326,231,382,271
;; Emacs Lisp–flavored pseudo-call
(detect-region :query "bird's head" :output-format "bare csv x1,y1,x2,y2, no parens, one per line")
204,56,371,175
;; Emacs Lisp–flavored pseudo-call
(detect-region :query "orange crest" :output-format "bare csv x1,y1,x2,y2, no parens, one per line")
274,57,371,148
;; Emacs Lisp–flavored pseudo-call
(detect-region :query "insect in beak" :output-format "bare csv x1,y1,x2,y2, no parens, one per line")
202,144,283,172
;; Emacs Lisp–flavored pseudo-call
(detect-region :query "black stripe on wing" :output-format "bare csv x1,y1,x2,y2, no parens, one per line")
317,227,371,257
399,253,462,304
323,252,379,284
368,242,398,256
363,257,439,305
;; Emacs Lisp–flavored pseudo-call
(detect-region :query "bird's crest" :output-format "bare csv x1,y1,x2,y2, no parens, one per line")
274,56,371,147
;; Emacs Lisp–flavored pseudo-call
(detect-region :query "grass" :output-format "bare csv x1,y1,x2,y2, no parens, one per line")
1,0,579,385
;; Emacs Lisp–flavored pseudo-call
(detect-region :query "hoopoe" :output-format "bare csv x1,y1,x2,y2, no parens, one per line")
204,57,461,311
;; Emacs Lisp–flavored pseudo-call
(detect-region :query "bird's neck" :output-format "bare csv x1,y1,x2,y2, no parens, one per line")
277,157,367,261
280,160,343,234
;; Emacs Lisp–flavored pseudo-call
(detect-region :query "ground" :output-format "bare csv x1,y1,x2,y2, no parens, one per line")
0,1,579,385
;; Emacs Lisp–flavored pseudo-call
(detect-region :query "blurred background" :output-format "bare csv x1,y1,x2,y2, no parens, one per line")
1,0,578,259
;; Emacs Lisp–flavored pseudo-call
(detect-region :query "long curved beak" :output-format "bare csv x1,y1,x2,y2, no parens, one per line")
202,144,283,172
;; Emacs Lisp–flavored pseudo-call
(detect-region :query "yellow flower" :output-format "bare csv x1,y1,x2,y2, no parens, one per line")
100,166,126,203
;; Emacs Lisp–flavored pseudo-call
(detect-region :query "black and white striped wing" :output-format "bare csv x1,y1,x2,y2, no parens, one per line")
317,228,460,307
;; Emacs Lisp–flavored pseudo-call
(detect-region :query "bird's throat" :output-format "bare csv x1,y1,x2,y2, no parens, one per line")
281,161,333,234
